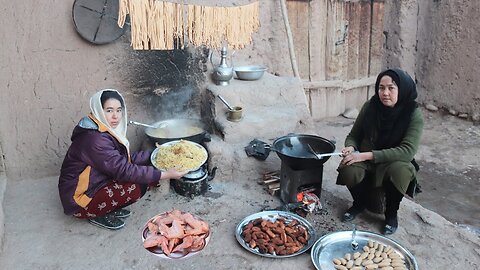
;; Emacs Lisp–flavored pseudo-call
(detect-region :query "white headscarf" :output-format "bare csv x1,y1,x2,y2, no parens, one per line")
89,89,130,150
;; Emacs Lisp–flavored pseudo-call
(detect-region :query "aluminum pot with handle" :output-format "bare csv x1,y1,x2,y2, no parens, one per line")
144,118,211,145
268,134,336,170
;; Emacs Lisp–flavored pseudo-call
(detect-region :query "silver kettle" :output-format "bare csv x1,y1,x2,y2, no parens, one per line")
210,46,235,86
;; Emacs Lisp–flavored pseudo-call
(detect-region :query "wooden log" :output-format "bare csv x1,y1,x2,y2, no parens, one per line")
263,178,280,184
269,187,280,196
268,182,281,190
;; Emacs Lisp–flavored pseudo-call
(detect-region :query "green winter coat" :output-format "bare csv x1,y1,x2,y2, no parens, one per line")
337,100,424,193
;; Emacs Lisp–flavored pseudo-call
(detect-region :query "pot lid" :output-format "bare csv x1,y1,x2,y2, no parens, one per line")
72,0,127,44
182,166,208,180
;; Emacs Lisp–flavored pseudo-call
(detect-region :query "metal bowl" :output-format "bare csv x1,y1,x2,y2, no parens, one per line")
234,65,267,81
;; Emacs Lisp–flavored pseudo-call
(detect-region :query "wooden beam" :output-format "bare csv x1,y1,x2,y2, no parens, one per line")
302,76,377,90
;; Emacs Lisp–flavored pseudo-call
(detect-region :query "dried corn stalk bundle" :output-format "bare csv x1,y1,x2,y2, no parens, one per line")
118,0,260,50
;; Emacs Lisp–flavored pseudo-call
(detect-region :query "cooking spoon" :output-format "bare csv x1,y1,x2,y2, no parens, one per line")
217,95,234,111
306,144,343,159
129,120,166,129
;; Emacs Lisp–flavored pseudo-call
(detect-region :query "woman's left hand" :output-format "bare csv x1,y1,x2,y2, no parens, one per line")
341,151,373,166
161,168,189,180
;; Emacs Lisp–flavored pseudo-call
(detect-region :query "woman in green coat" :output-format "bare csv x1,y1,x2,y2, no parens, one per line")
337,68,423,235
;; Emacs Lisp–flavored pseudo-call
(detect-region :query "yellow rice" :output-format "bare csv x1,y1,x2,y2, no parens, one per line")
155,140,206,171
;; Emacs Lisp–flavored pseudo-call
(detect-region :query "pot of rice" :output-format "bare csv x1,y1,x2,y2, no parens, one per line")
150,140,208,173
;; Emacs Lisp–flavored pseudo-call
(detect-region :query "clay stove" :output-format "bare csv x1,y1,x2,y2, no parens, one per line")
271,134,336,204
280,164,325,203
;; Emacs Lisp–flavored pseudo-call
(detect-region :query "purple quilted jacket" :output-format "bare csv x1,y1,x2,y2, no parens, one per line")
58,116,161,215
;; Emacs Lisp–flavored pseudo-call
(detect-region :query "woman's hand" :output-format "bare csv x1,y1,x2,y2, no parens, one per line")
341,151,373,166
160,168,188,180
341,146,356,157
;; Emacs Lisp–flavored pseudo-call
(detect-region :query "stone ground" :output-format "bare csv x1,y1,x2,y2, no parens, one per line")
0,108,479,270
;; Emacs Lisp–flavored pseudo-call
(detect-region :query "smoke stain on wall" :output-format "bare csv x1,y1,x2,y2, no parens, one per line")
122,46,209,120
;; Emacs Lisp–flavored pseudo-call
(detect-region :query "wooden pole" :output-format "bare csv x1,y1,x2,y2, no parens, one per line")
280,0,300,78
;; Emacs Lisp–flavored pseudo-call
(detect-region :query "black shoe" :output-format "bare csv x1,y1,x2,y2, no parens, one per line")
89,214,125,230
342,205,364,222
112,208,131,218
383,216,398,235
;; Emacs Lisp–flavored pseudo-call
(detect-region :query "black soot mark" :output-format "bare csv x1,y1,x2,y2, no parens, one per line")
124,47,209,119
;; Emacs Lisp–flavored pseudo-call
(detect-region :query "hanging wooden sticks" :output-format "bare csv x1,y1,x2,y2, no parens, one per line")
118,0,260,50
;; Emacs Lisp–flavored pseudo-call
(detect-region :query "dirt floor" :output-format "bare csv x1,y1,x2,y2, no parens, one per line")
414,110,480,230
0,108,478,270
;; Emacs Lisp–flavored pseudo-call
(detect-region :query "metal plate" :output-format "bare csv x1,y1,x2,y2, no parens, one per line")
310,230,418,270
235,210,316,258
142,212,211,259
150,140,208,173
72,0,127,44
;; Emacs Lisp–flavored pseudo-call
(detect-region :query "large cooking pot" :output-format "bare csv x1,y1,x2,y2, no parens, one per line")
145,118,211,145
271,134,336,170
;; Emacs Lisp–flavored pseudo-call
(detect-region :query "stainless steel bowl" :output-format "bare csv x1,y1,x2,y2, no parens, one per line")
234,65,267,80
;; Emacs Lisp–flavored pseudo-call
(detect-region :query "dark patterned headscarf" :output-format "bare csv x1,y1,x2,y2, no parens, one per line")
364,68,418,149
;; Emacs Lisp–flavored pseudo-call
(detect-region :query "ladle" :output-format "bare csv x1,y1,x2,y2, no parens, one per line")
306,144,343,159
217,95,234,111
129,120,166,129
351,224,359,250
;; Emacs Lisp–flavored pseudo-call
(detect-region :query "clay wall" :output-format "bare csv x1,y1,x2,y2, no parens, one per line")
0,0,290,181
1,0,480,182
384,0,480,119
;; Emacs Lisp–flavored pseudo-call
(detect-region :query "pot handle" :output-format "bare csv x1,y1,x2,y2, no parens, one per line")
263,143,279,152
203,132,212,142
207,166,217,181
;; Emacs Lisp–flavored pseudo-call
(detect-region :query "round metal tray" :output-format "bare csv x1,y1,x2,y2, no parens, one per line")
142,211,210,259
235,210,316,258
150,140,208,172
310,230,418,270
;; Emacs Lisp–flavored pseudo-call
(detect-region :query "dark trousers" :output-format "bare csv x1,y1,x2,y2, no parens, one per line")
384,179,404,220
348,178,403,220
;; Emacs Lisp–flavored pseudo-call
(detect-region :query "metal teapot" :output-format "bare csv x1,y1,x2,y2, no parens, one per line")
210,46,235,86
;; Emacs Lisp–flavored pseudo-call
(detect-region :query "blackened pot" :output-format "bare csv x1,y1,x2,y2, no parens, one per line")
271,134,335,170
171,166,217,198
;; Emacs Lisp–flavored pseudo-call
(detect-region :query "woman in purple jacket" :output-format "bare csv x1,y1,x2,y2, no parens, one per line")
58,89,186,230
